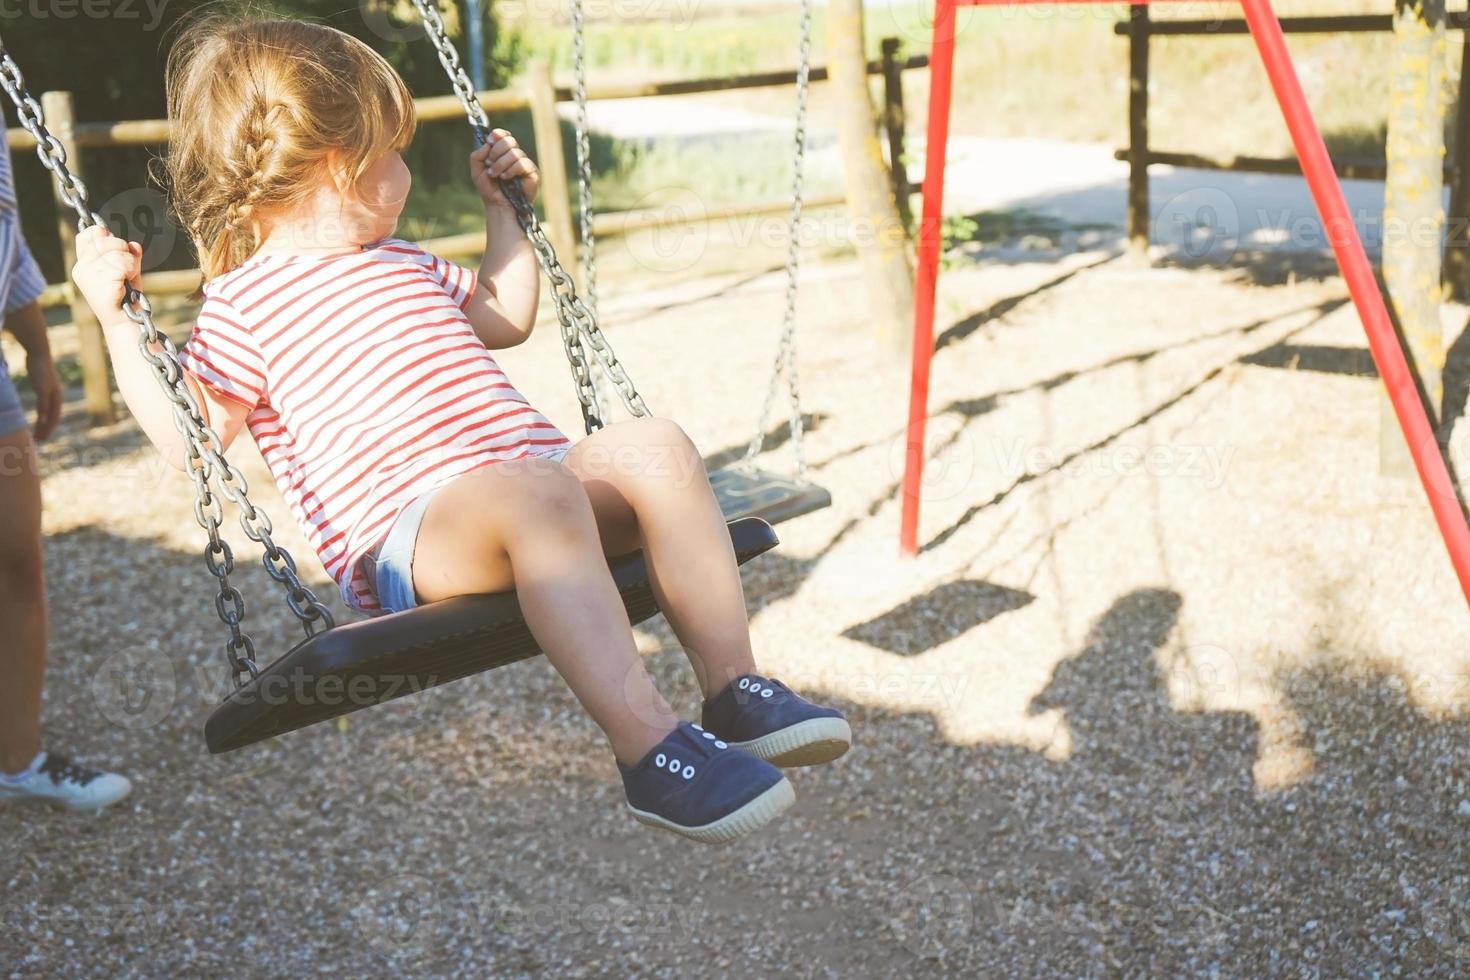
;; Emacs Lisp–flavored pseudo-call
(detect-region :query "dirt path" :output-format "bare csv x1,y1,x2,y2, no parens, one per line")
582,86,1402,263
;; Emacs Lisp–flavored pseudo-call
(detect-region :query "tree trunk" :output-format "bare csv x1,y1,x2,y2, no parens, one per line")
826,0,914,355
1443,32,1470,300
1382,0,1448,475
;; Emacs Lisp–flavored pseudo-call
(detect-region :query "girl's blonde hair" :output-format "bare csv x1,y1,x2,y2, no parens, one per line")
165,17,416,279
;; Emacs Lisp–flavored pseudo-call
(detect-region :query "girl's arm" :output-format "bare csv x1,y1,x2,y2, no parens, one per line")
461,131,543,350
71,225,250,470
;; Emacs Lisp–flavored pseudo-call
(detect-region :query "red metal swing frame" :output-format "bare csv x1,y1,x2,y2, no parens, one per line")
899,0,1470,610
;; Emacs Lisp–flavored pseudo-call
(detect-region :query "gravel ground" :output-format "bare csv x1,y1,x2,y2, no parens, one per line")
3,244,1470,977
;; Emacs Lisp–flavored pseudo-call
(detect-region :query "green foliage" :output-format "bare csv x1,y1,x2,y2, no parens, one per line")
939,213,980,270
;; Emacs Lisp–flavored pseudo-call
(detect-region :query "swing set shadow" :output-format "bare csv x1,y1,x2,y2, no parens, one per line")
901,0,1470,611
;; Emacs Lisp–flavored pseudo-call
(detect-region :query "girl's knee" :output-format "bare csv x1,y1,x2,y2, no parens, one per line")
626,417,694,450
621,418,703,481
509,462,596,531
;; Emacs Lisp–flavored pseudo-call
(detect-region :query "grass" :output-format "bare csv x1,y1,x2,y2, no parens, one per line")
399,0,1463,284
499,0,1460,159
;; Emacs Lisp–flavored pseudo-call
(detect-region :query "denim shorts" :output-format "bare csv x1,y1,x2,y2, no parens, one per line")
360,447,573,614
358,490,435,615
0,356,26,437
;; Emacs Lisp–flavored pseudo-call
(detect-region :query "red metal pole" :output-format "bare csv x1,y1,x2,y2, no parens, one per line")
901,0,958,557
1240,0,1470,607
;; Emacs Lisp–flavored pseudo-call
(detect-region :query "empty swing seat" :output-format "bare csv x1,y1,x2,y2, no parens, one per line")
204,517,779,754
709,467,831,526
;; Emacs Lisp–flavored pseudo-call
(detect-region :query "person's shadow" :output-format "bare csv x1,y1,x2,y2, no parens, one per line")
10,522,1470,975
1028,589,1259,790
877,587,1470,974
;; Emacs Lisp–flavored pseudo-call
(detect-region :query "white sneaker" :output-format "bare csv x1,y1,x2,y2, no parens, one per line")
0,753,132,812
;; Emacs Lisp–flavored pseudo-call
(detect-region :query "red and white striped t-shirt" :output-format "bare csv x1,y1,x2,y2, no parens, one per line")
177,239,572,612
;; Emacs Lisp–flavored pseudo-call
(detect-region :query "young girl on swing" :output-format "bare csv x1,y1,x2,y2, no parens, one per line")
70,17,849,844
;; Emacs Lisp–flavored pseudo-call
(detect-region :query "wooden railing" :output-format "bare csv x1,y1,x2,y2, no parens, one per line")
1115,11,1470,265
15,43,928,423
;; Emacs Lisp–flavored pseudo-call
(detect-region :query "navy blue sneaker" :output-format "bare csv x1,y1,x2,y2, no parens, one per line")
702,675,852,768
620,722,794,844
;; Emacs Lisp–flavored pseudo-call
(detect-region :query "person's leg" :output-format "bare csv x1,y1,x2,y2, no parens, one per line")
0,411,132,811
409,458,678,766
0,428,46,775
561,418,757,698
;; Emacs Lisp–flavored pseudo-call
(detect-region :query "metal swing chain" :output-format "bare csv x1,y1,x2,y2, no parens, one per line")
0,45,334,688
410,0,649,435
569,0,615,425
570,0,598,316
741,0,813,484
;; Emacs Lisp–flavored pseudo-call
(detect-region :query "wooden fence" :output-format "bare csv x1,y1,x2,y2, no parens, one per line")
14,42,928,424
1115,10,1470,269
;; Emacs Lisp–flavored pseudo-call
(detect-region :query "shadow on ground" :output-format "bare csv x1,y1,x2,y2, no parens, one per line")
11,526,1470,975
2,470,1468,980
840,588,1470,975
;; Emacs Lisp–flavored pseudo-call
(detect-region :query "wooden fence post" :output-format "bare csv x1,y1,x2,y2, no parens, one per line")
881,37,913,230
525,60,576,270
1444,30,1470,301
1126,5,1151,262
827,0,914,355
41,91,114,426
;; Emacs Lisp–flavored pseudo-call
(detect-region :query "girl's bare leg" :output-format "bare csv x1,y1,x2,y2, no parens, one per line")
562,418,759,699
410,458,677,765
0,430,47,774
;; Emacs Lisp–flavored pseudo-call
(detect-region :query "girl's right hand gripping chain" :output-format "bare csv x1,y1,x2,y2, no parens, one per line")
71,225,144,324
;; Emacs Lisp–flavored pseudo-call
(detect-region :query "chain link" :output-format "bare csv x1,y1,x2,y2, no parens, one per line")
569,0,614,425
570,0,597,317
410,0,648,436
0,42,333,688
742,0,814,483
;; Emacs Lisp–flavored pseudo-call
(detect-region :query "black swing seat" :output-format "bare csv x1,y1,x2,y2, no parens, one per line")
709,466,831,526
204,517,780,754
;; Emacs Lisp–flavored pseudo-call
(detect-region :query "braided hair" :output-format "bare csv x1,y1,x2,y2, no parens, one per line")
164,16,416,280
